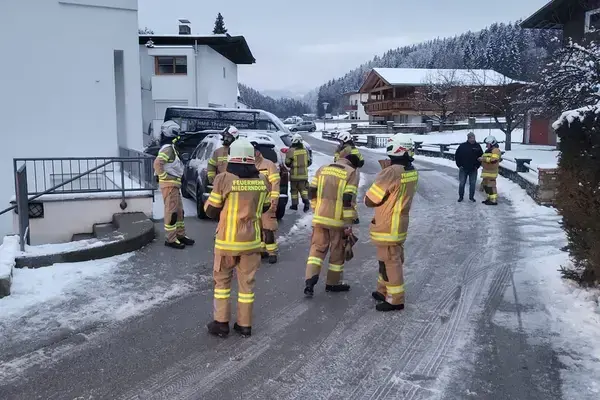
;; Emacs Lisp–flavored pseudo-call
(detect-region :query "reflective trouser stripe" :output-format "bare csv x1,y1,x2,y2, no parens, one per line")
328,263,344,272
238,292,255,304
214,288,231,299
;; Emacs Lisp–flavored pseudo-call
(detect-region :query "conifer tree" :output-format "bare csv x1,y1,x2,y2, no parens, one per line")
213,13,228,34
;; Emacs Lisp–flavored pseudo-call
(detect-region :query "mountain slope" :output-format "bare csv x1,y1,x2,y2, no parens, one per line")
239,84,312,118
315,21,560,115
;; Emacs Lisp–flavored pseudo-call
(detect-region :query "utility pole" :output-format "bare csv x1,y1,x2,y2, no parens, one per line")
322,102,329,132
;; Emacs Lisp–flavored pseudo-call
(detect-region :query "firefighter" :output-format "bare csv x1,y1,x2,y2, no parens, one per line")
204,137,271,338
479,135,502,206
365,134,418,312
303,152,361,297
285,133,312,212
153,121,195,249
207,125,239,184
334,131,364,224
251,140,280,264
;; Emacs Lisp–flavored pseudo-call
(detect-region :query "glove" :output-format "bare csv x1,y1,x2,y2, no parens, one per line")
269,199,278,213
344,226,353,237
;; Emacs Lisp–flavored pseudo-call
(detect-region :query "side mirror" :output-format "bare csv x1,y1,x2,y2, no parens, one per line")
181,153,190,162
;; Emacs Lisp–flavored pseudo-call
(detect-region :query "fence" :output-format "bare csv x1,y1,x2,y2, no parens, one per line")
0,155,156,250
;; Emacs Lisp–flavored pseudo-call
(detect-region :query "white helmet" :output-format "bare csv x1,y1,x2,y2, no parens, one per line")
291,133,303,144
227,137,255,164
223,125,240,138
386,134,413,157
484,135,498,146
161,120,181,138
337,131,352,143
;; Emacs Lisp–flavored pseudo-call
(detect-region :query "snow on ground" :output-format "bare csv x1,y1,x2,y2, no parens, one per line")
417,155,600,399
20,236,122,256
314,121,369,132
0,235,18,281
152,191,198,220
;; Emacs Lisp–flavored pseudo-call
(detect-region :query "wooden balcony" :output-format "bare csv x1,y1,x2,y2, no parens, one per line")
364,99,417,113
344,104,358,111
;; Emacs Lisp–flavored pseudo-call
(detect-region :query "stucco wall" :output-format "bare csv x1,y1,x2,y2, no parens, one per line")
0,0,143,236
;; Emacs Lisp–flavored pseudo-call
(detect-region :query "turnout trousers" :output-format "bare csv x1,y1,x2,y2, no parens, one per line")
213,252,261,328
374,244,405,305
305,226,345,285
290,180,309,206
481,177,498,204
161,186,185,243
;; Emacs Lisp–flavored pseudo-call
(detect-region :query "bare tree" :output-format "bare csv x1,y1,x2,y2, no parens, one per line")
468,71,526,151
416,70,466,131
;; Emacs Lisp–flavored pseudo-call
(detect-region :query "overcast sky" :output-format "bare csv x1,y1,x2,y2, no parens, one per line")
138,0,549,93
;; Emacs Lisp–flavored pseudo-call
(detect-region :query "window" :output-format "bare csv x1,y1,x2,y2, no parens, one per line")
205,143,215,160
155,56,187,75
585,9,600,33
194,143,207,160
223,67,226,79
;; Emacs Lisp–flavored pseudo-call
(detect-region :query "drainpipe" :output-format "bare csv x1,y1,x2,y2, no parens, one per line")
194,40,199,106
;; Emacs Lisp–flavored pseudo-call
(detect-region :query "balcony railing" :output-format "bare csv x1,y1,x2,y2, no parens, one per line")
344,105,358,111
365,100,417,113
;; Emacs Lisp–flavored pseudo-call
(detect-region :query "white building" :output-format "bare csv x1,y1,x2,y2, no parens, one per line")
0,0,144,237
139,21,256,135
342,92,369,120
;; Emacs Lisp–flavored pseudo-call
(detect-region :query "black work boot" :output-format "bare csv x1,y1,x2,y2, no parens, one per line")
290,204,298,211
353,218,360,224
376,302,405,312
457,197,464,202
371,291,385,302
177,236,195,246
483,200,498,206
469,197,476,202
303,202,310,213
268,254,278,264
165,240,185,250
326,283,351,292
261,252,269,259
304,275,319,298
207,321,230,337
233,323,252,338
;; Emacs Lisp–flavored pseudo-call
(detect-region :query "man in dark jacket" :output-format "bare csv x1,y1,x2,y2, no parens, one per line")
454,132,483,202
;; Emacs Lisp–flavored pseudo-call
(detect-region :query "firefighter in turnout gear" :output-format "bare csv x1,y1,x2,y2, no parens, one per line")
303,153,361,297
365,134,418,312
153,121,195,249
479,135,502,206
334,131,364,224
207,125,240,184
204,138,271,338
285,133,312,212
251,140,280,264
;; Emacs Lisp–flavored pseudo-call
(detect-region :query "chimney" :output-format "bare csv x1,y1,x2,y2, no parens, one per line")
178,19,191,35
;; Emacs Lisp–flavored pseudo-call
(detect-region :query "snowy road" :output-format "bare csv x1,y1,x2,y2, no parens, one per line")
0,135,566,399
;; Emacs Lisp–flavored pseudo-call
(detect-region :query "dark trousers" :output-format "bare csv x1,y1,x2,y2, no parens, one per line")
458,168,478,199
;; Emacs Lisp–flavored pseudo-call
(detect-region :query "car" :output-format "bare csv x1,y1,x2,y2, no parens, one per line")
144,106,291,162
289,121,317,132
180,132,290,221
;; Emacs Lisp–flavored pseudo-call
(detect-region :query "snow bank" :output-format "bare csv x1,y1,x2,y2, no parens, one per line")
0,235,19,281
552,103,600,130
20,237,121,256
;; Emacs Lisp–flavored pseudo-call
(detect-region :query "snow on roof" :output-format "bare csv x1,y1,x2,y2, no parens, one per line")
373,68,519,86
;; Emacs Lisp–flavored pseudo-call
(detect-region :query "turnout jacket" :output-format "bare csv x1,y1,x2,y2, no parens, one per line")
204,171,271,255
334,143,365,168
153,144,184,187
309,158,359,229
481,146,502,179
285,145,311,181
365,164,418,245
207,146,230,183
255,154,280,203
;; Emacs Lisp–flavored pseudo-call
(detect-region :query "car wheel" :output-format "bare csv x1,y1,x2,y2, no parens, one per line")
180,176,192,199
196,187,208,219
309,127,316,132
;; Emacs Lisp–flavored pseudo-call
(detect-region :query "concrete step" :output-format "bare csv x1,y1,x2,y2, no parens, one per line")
16,212,155,269
71,233,94,241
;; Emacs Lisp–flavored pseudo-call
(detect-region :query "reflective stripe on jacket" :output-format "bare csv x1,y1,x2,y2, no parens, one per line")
481,147,502,179
255,154,280,200
334,143,364,167
204,171,271,255
285,146,310,181
309,158,359,229
365,164,418,245
154,144,184,187
207,146,229,181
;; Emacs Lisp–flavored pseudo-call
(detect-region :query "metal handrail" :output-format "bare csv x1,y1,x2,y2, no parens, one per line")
0,157,149,217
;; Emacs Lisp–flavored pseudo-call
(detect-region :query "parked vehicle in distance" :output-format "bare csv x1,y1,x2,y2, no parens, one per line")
289,121,317,132
180,132,289,220
283,116,303,125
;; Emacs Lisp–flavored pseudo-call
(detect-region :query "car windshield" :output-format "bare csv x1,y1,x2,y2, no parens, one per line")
280,134,292,147
164,108,281,133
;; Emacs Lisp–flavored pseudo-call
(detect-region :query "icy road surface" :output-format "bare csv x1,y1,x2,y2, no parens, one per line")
0,135,566,399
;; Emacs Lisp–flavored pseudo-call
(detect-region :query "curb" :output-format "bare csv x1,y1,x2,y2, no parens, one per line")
15,213,156,269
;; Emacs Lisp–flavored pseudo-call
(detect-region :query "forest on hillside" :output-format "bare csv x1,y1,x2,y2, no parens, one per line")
315,22,561,115
238,84,312,118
